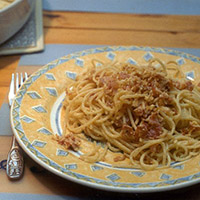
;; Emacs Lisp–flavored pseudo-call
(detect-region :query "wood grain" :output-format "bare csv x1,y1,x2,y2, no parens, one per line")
44,28,200,47
0,55,20,105
1,11,200,105
43,11,200,32
43,11,200,48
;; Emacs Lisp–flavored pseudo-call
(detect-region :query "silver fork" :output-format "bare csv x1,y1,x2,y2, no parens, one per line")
6,72,28,179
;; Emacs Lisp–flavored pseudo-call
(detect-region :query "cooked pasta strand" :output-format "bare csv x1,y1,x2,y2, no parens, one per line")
58,58,200,170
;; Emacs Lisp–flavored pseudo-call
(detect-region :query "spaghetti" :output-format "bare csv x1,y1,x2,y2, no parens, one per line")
59,58,200,170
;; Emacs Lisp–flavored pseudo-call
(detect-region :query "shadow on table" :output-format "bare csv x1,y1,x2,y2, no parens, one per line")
24,152,200,200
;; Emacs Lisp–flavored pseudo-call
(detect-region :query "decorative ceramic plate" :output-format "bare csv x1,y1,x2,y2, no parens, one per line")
11,46,200,193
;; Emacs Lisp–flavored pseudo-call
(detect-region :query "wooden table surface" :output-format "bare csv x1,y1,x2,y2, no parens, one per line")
1,9,200,199
1,12,200,106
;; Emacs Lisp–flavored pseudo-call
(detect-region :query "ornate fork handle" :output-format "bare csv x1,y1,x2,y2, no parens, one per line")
6,73,27,179
6,136,24,179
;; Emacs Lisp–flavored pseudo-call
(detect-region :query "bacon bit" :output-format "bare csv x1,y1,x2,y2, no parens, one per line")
181,121,200,135
152,86,161,97
133,106,144,117
173,80,194,91
185,80,194,91
114,154,126,162
55,133,81,151
100,76,119,94
159,92,171,101
122,84,132,91
134,123,148,141
158,92,173,106
118,72,130,80
135,113,163,140
114,118,123,128
121,124,135,141
148,112,162,125
181,127,189,135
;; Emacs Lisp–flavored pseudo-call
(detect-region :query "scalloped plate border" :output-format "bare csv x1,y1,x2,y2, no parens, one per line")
10,46,200,193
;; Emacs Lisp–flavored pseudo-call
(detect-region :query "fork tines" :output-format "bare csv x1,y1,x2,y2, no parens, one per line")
8,72,28,106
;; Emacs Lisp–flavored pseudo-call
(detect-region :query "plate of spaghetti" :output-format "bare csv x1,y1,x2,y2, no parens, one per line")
11,46,200,193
